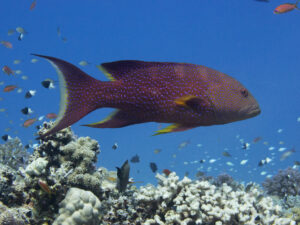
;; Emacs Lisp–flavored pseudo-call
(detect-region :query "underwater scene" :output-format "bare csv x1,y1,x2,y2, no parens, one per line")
0,0,300,224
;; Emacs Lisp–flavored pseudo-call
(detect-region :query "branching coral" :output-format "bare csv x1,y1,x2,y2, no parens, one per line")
263,167,300,197
0,137,29,170
99,172,294,225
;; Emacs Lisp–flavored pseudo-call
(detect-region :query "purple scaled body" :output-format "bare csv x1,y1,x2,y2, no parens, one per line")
33,55,260,138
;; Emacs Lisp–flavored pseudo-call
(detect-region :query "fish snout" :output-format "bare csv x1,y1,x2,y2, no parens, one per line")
240,103,261,119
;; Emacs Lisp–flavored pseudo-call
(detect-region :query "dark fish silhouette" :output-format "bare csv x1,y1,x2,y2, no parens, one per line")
150,162,158,173
116,160,130,192
33,55,260,139
130,154,140,163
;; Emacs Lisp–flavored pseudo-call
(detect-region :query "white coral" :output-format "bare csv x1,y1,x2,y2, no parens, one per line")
25,157,48,176
53,187,101,225
133,172,295,224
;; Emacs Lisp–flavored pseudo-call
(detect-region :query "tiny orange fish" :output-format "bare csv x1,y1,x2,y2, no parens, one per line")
2,66,14,75
253,136,262,143
38,180,51,194
0,41,13,49
107,176,117,182
30,0,36,10
46,113,57,119
3,85,17,92
23,118,37,127
274,1,299,14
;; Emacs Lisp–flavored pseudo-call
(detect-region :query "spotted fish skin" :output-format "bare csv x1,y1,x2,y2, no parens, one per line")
34,54,260,138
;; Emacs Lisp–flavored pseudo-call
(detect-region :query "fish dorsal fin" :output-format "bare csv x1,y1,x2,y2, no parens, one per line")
98,60,164,81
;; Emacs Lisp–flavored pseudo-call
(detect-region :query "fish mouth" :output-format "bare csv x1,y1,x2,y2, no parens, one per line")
240,104,261,118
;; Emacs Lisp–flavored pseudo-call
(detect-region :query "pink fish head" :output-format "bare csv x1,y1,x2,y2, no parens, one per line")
206,69,260,124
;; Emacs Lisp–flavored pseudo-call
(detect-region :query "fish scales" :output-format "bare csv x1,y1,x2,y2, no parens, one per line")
34,55,260,138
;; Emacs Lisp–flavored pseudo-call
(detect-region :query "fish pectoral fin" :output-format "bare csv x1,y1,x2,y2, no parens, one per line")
153,123,193,135
174,95,209,111
82,109,138,128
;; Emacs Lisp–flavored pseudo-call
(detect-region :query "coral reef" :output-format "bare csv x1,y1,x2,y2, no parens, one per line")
53,187,102,225
0,122,297,224
263,167,300,197
0,137,29,170
0,164,25,206
19,122,103,224
284,207,300,225
213,173,242,190
100,172,295,225
0,201,32,225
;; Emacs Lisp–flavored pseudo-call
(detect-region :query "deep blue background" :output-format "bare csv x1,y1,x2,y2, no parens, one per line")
1,0,299,185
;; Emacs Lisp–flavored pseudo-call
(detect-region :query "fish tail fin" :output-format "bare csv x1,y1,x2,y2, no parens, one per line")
33,54,102,139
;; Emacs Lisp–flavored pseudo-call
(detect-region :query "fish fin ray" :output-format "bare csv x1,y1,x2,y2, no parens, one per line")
99,60,177,81
99,60,153,80
83,109,139,128
32,54,101,138
96,65,116,81
153,123,194,135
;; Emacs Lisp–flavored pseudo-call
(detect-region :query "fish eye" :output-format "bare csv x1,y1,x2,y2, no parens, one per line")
240,88,248,98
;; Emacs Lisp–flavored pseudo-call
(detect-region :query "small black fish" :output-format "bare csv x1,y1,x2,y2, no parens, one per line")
242,142,250,150
2,134,10,141
130,154,140,163
25,144,30,149
36,125,41,130
199,159,205,163
41,79,55,89
21,107,33,115
150,162,157,173
258,157,271,167
258,160,264,167
116,160,130,192
294,161,300,166
25,90,36,99
112,143,118,150
18,33,24,41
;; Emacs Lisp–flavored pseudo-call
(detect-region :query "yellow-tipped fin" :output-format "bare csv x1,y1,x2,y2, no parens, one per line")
154,123,193,135
82,109,139,128
174,95,210,111
83,110,119,127
174,95,198,108
96,65,116,81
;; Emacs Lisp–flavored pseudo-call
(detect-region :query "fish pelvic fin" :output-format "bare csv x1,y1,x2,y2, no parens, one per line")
82,109,140,128
153,123,194,135
33,54,101,139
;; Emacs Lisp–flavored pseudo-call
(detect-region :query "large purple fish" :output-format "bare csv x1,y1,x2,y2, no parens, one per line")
34,54,260,139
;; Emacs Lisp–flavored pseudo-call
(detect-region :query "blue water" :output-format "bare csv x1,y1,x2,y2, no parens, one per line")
1,0,299,186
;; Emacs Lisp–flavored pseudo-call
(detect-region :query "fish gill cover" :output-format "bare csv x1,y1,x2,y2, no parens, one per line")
0,0,299,224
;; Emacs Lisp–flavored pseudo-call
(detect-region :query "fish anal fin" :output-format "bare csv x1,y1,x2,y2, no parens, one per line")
83,109,138,128
153,123,194,135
